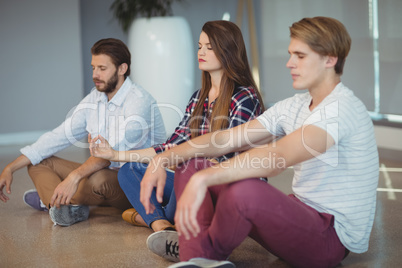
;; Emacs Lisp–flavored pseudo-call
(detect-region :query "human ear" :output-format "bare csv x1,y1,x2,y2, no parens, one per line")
118,63,128,76
326,56,338,68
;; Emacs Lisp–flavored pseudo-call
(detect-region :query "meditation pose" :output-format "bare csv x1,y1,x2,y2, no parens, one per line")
0,38,166,227
140,17,379,268
90,20,265,252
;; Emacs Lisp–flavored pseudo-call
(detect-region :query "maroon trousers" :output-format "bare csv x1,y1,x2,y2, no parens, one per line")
174,158,348,268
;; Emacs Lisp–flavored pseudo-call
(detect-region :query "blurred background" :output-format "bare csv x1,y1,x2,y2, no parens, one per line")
1,0,401,160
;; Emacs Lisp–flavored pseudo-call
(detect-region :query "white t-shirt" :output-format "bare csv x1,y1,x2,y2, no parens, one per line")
257,82,379,253
21,77,166,168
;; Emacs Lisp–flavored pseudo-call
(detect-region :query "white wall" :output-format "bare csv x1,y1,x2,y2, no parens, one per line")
0,0,83,142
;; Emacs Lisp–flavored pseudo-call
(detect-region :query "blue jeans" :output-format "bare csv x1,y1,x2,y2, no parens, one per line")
118,162,176,226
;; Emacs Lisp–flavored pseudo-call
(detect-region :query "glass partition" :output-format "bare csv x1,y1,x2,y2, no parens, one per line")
259,0,402,122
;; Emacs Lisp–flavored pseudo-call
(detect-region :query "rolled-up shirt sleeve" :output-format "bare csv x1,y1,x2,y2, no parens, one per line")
20,102,88,165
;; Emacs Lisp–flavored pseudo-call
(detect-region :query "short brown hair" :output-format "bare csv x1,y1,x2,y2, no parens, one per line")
289,17,351,75
91,38,131,78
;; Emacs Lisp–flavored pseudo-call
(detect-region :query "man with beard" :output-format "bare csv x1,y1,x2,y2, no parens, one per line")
0,38,166,226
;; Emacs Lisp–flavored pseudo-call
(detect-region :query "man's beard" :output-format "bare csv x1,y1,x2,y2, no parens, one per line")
94,71,118,94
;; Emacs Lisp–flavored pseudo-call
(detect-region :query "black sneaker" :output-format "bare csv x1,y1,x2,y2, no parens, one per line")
147,230,180,262
49,205,89,227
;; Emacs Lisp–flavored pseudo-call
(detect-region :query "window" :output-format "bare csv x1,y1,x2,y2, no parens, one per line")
259,0,402,125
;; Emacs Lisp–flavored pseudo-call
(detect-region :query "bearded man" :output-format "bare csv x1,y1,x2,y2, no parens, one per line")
0,38,166,226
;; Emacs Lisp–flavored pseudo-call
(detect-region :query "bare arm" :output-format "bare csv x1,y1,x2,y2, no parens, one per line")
89,134,157,163
140,119,275,214
150,119,274,170
175,124,335,239
0,155,32,202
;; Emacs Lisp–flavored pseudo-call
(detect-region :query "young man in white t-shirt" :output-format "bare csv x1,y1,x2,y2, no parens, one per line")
140,17,379,268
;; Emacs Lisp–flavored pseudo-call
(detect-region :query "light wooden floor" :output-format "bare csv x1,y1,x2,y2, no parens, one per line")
1,145,401,267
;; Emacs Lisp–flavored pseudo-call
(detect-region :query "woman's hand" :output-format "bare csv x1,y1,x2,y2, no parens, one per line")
140,156,167,214
89,134,116,160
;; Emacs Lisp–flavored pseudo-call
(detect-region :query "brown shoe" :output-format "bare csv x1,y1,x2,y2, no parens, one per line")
122,208,145,227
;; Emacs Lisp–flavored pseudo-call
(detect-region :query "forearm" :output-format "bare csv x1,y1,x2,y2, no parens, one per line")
197,145,287,188
196,125,335,188
5,155,32,173
68,156,111,182
110,147,157,163
152,120,273,169
151,133,224,169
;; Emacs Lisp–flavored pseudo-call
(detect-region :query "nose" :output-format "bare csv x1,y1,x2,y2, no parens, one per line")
92,69,99,79
198,46,206,56
286,56,295,69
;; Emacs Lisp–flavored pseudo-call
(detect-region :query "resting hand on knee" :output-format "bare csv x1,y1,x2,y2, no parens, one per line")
140,159,167,214
175,173,207,240
50,175,79,208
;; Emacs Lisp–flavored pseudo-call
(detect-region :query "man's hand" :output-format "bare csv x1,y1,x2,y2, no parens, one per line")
174,174,207,240
0,155,31,203
50,175,79,208
0,167,13,203
48,154,110,208
140,157,167,214
89,134,117,160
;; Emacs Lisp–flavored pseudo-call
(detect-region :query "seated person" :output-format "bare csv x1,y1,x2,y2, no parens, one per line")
89,20,265,239
0,38,166,227
141,17,379,268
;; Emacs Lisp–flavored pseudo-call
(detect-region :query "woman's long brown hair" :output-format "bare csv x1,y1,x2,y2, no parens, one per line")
189,20,265,138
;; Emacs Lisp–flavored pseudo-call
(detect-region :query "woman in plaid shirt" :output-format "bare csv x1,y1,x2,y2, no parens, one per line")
90,20,264,235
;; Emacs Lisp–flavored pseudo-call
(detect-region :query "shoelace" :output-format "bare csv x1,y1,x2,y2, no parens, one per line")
166,239,179,258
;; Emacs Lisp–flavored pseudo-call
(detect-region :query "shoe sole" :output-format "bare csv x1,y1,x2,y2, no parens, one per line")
168,260,235,268
147,230,180,262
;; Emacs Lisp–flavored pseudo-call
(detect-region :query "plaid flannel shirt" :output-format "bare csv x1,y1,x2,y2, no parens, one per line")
153,85,264,162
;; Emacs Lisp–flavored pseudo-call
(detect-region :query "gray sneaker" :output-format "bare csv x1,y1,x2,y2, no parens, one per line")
147,230,180,262
49,205,89,227
168,258,235,268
